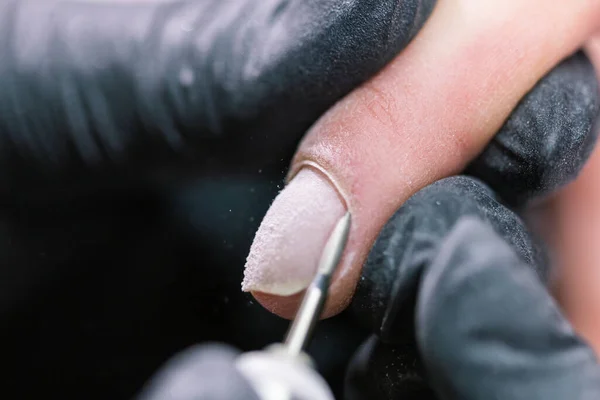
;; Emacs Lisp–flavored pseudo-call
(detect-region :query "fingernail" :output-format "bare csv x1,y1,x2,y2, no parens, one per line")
242,168,346,296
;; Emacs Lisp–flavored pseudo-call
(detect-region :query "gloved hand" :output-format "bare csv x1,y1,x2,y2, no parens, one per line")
0,0,436,398
0,0,434,194
144,53,600,400
347,52,600,399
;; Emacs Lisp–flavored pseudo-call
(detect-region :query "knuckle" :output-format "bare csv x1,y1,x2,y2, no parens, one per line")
360,81,400,130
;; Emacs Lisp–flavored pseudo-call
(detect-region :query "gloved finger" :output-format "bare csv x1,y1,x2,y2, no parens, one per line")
243,0,600,320
345,175,544,398
417,217,600,399
136,343,260,400
0,0,436,192
351,175,546,342
466,51,600,207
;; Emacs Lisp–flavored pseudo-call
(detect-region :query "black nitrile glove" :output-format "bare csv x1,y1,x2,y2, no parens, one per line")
0,0,435,199
348,51,600,399
0,1,436,399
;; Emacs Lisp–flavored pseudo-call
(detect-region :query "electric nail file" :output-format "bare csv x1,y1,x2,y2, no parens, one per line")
236,212,351,400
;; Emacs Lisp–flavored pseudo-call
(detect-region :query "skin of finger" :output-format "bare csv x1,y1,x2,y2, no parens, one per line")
254,0,600,319
549,35,600,353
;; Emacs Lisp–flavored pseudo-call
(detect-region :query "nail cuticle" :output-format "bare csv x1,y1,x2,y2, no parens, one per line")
287,160,351,211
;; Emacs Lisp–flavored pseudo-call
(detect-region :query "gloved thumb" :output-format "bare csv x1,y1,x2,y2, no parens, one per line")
242,0,600,319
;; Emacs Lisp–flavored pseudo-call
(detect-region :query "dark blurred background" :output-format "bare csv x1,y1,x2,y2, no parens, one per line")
1,155,368,399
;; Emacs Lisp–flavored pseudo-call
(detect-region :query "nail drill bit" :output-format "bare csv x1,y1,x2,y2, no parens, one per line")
235,212,351,400
283,211,352,357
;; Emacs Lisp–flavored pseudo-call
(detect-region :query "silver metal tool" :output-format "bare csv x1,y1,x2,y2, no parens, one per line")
284,211,352,357
236,212,352,400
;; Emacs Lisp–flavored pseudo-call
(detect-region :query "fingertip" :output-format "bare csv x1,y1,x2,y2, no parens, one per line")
241,168,347,297
251,291,304,321
251,274,359,320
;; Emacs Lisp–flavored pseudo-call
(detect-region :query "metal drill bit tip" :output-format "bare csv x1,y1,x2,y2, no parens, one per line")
283,211,351,357
317,212,351,276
